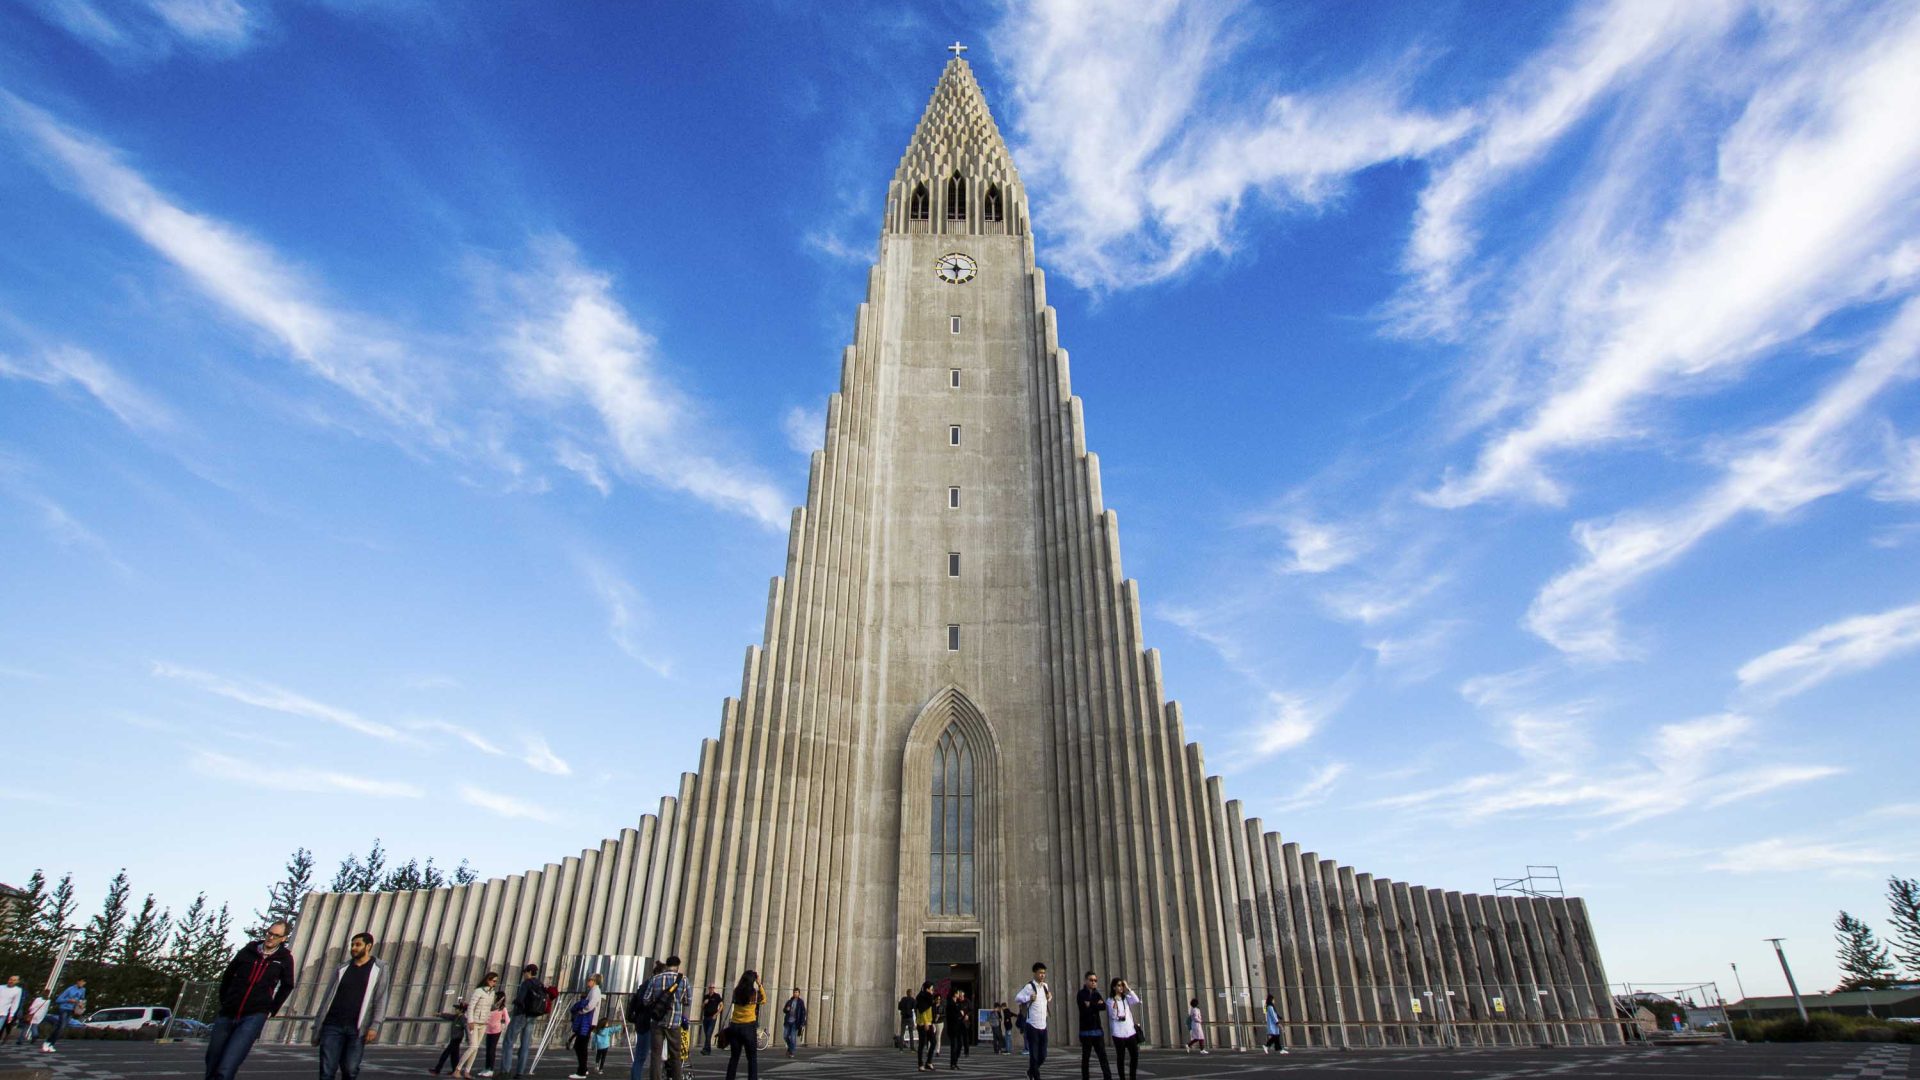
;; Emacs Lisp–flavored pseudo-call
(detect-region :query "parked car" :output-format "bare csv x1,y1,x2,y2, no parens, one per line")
167,1017,211,1037
85,1006,172,1031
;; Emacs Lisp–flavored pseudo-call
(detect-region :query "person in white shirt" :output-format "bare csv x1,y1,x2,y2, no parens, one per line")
1104,979,1141,1080
0,976,22,1043
1011,963,1052,1080
18,995,49,1045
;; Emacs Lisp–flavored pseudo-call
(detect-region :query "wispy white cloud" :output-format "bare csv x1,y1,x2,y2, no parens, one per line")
409,718,506,757
1736,600,1920,700
1270,761,1348,813
26,0,256,60
553,440,611,496
1872,434,1920,502
190,749,423,799
1395,0,1736,337
151,660,408,743
1707,836,1904,875
0,345,176,432
574,553,672,677
0,456,134,575
1524,297,1920,659
1429,6,1920,508
1272,517,1358,575
1,93,449,438
503,237,787,525
520,735,571,777
1380,686,1842,827
460,784,558,823
782,405,824,455
995,0,1469,289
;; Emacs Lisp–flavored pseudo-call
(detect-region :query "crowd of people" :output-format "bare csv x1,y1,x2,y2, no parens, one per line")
3,926,1295,1080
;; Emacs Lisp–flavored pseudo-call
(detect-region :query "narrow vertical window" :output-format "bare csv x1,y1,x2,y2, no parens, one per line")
950,315,961,334
947,487,960,509
949,425,961,446
983,185,1004,223
946,173,967,221
909,182,930,221
930,727,975,915
949,368,961,388
948,552,961,577
946,624,961,651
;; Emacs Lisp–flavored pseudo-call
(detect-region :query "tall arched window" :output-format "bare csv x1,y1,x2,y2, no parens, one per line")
930,726,975,915
909,182,930,221
983,184,1003,223
946,173,967,221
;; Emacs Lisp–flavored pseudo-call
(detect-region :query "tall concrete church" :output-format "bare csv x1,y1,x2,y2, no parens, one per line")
285,54,1615,1048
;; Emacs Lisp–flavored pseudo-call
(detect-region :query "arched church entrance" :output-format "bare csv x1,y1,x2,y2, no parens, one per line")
893,686,1003,1041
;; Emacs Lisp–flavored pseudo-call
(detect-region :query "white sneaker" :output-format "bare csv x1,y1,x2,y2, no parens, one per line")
1262,1047,1270,1054
569,1073,589,1079
1279,1047,1291,1054
42,1044,55,1053
1200,1049,1210,1054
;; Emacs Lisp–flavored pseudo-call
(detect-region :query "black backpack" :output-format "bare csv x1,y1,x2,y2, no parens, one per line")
628,974,681,1028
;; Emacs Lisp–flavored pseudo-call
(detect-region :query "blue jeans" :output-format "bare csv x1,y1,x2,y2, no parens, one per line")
629,1025,653,1080
1024,1026,1048,1079
504,1014,534,1075
316,1022,365,1080
205,1013,268,1080
784,1023,798,1053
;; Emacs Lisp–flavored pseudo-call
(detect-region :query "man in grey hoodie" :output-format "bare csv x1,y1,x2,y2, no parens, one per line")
312,932,388,1080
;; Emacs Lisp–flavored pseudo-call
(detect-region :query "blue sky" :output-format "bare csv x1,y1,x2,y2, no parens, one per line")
3,0,1917,1000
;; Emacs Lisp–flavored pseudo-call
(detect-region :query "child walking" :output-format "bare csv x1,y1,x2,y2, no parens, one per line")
1185,998,1209,1054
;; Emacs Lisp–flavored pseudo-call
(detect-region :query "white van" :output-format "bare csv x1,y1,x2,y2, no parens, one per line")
84,1006,172,1030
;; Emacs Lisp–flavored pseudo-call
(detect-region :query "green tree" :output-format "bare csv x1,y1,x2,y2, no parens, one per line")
1888,876,1920,980
381,858,424,892
1834,910,1897,990
252,847,314,937
117,894,171,968
1,869,49,959
187,903,236,981
330,839,387,893
453,859,477,886
45,872,79,950
166,894,212,977
76,868,131,961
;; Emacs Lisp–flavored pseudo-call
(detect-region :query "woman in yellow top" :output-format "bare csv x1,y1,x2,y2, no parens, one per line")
724,970,763,1080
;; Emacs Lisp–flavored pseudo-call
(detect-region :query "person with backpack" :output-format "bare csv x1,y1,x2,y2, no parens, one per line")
504,964,546,1079
631,955,691,1080
430,999,466,1075
1184,998,1207,1054
1012,963,1052,1080
566,973,603,1079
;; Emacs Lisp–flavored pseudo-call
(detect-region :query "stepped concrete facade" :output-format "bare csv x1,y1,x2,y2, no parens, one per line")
280,56,1617,1049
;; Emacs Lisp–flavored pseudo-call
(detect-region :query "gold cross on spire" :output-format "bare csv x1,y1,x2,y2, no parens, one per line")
947,41,968,58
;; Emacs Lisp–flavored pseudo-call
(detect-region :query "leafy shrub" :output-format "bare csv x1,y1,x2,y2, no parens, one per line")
1733,1012,1920,1044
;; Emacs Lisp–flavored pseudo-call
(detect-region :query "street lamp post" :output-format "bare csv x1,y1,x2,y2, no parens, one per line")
1763,939,1808,1022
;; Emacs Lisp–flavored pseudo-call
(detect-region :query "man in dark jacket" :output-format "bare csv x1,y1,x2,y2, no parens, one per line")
504,963,545,1079
311,931,388,1080
207,921,297,1080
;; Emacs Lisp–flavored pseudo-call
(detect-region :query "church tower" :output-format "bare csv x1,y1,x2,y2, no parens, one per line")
281,54,1618,1050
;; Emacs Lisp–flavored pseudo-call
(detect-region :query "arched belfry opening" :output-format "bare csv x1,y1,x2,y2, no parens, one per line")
908,182,930,223
982,184,1003,224
946,172,967,222
894,686,1002,1031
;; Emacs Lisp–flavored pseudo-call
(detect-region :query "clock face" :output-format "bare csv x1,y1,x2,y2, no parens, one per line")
935,252,977,284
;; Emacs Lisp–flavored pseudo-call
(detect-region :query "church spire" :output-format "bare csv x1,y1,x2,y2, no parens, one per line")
887,55,1027,236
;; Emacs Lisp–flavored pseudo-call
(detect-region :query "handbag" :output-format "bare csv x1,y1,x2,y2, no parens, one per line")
716,1025,731,1050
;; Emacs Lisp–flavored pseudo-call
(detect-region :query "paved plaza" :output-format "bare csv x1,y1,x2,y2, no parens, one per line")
0,1041,1911,1080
